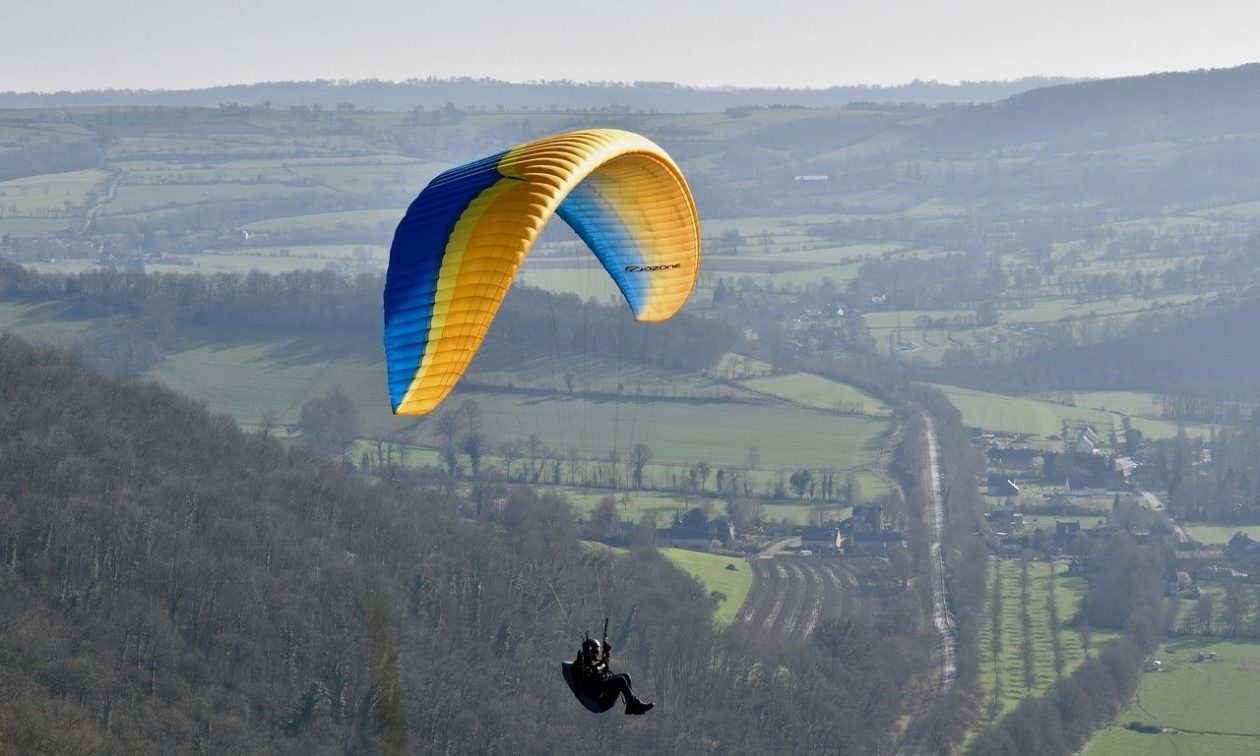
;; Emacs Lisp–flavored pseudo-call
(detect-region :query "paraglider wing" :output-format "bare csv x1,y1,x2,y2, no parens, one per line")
383,129,701,415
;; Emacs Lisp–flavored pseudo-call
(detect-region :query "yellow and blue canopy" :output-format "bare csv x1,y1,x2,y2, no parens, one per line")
384,128,701,415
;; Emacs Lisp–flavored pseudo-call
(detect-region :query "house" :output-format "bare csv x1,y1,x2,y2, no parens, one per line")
986,475,1020,497
845,531,904,555
1227,532,1260,564
659,514,735,550
1053,520,1081,548
1073,436,1097,455
801,528,842,553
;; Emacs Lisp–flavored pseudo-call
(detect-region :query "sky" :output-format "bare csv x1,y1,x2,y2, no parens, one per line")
9,0,1260,92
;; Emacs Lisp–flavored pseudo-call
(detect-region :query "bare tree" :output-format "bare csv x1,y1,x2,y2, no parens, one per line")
630,443,653,489
497,439,522,481
299,385,361,463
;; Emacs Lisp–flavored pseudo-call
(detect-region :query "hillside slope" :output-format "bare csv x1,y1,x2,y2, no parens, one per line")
0,334,914,754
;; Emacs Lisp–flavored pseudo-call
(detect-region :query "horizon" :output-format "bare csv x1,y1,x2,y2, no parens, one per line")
6,71,1081,96
11,0,1260,93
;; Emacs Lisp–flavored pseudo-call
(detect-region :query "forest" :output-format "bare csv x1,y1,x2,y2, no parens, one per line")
0,335,925,754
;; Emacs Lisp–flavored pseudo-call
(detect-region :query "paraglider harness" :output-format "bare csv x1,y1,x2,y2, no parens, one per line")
561,619,652,715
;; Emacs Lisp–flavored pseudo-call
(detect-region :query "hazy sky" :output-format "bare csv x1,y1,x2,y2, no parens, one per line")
11,0,1259,91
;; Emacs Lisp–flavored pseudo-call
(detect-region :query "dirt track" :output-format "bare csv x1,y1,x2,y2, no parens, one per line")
734,556,901,643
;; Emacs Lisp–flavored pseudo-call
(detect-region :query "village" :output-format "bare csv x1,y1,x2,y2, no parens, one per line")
979,418,1260,602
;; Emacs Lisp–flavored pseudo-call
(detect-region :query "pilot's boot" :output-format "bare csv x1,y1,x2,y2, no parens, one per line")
625,698,654,715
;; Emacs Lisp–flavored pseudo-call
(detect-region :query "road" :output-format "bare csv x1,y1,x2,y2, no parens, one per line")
1137,486,1189,543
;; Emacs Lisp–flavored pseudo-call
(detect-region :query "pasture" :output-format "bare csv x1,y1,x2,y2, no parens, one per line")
1086,640,1260,756
661,549,753,626
927,383,1115,438
1182,523,1260,546
738,372,893,416
975,559,1119,729
0,168,107,215
1169,582,1260,636
136,323,893,489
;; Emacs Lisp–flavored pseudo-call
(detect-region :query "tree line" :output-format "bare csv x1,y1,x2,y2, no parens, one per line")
0,260,738,378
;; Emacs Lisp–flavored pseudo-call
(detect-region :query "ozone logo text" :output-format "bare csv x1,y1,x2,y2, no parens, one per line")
625,263,683,272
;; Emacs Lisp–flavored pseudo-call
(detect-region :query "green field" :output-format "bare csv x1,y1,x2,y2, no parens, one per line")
928,383,1114,438
661,548,753,625
1169,583,1260,635
437,388,889,473
579,543,752,627
0,168,107,215
137,324,891,479
975,560,1115,729
1182,523,1260,546
739,372,893,416
1086,640,1260,756
144,246,388,276
1063,391,1217,440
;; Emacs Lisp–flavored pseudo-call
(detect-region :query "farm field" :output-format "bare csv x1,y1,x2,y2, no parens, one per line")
1001,292,1204,325
738,372,893,415
1127,415,1216,440
661,549,753,626
557,485,856,528
136,324,892,480
1086,639,1260,756
932,383,1200,441
975,559,1119,731
927,383,1114,438
1169,583,1260,636
145,247,387,276
1064,391,1218,440
578,543,752,627
735,556,902,643
441,387,891,473
1182,523,1260,546
0,168,107,214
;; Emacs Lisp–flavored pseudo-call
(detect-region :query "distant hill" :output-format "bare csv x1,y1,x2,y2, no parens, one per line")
932,293,1260,404
920,63,1260,153
0,75,1078,112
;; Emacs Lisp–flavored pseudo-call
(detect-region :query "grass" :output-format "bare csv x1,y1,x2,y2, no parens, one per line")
134,324,892,476
1128,415,1216,441
1086,639,1260,756
248,208,405,233
1169,583,1260,635
100,182,336,217
431,387,891,472
1182,523,1260,546
739,372,892,416
660,548,753,625
0,168,107,215
145,246,389,276
1063,390,1218,440
928,383,1115,438
549,487,698,525
579,542,751,627
974,560,1120,731
1001,292,1204,325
